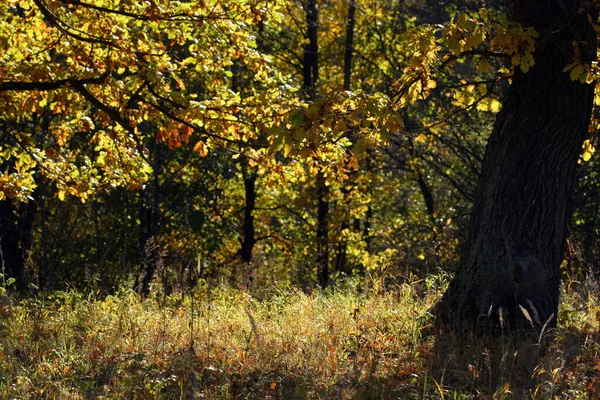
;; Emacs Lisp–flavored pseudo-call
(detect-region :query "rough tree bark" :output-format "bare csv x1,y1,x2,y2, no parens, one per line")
437,0,597,333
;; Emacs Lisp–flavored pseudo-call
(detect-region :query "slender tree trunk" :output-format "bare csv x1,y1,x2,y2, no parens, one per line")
416,171,436,223
343,0,356,92
408,138,436,223
139,144,163,295
304,0,319,97
240,163,257,264
40,195,48,289
302,0,329,286
335,0,357,277
0,200,22,288
363,151,374,255
437,0,596,333
19,200,36,283
230,54,259,266
364,203,373,254
92,201,104,278
137,188,151,294
316,172,330,287
0,198,36,291
334,219,350,275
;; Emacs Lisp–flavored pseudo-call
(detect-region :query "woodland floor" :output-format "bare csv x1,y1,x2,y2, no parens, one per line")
1,275,600,399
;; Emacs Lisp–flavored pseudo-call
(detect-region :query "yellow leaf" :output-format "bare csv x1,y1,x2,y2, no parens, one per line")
193,141,208,157
488,99,501,112
582,139,595,162
476,98,501,112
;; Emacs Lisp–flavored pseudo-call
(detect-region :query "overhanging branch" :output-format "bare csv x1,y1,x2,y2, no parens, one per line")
0,72,108,92
32,0,118,47
71,82,133,134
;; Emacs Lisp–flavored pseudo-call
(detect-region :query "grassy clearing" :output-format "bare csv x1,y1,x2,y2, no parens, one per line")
1,275,600,399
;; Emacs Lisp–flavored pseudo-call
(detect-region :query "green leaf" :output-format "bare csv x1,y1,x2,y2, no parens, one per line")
291,111,304,127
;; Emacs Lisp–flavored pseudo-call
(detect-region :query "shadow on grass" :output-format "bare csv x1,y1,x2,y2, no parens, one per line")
426,322,600,399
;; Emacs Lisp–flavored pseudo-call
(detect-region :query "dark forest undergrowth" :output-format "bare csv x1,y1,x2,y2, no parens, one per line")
1,274,600,399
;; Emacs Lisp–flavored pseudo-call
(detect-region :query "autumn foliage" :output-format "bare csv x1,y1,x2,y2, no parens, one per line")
3,0,600,395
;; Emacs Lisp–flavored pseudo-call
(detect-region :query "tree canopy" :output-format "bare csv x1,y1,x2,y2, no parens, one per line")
1,0,600,334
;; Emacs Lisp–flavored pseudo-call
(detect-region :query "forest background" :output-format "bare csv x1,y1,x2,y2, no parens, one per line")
3,0,600,397
6,0,596,295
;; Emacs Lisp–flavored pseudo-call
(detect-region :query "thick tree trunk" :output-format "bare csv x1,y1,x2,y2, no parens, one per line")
437,1,596,333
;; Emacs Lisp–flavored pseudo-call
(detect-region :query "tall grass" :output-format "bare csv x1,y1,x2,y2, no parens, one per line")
0,274,599,399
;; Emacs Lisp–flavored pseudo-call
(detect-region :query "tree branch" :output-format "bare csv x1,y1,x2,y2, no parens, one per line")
139,97,254,147
71,82,133,134
33,0,118,47
438,50,510,70
60,0,235,22
60,0,157,21
0,72,108,92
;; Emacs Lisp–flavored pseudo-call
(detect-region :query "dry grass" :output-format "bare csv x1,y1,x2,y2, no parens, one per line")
0,275,599,399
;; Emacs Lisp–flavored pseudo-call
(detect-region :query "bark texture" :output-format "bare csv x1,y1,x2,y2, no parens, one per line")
438,0,597,333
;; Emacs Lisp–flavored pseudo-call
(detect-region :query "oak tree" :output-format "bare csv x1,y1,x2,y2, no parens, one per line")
437,0,598,333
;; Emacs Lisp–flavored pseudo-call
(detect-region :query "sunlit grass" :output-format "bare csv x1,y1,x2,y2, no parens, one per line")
0,274,599,399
